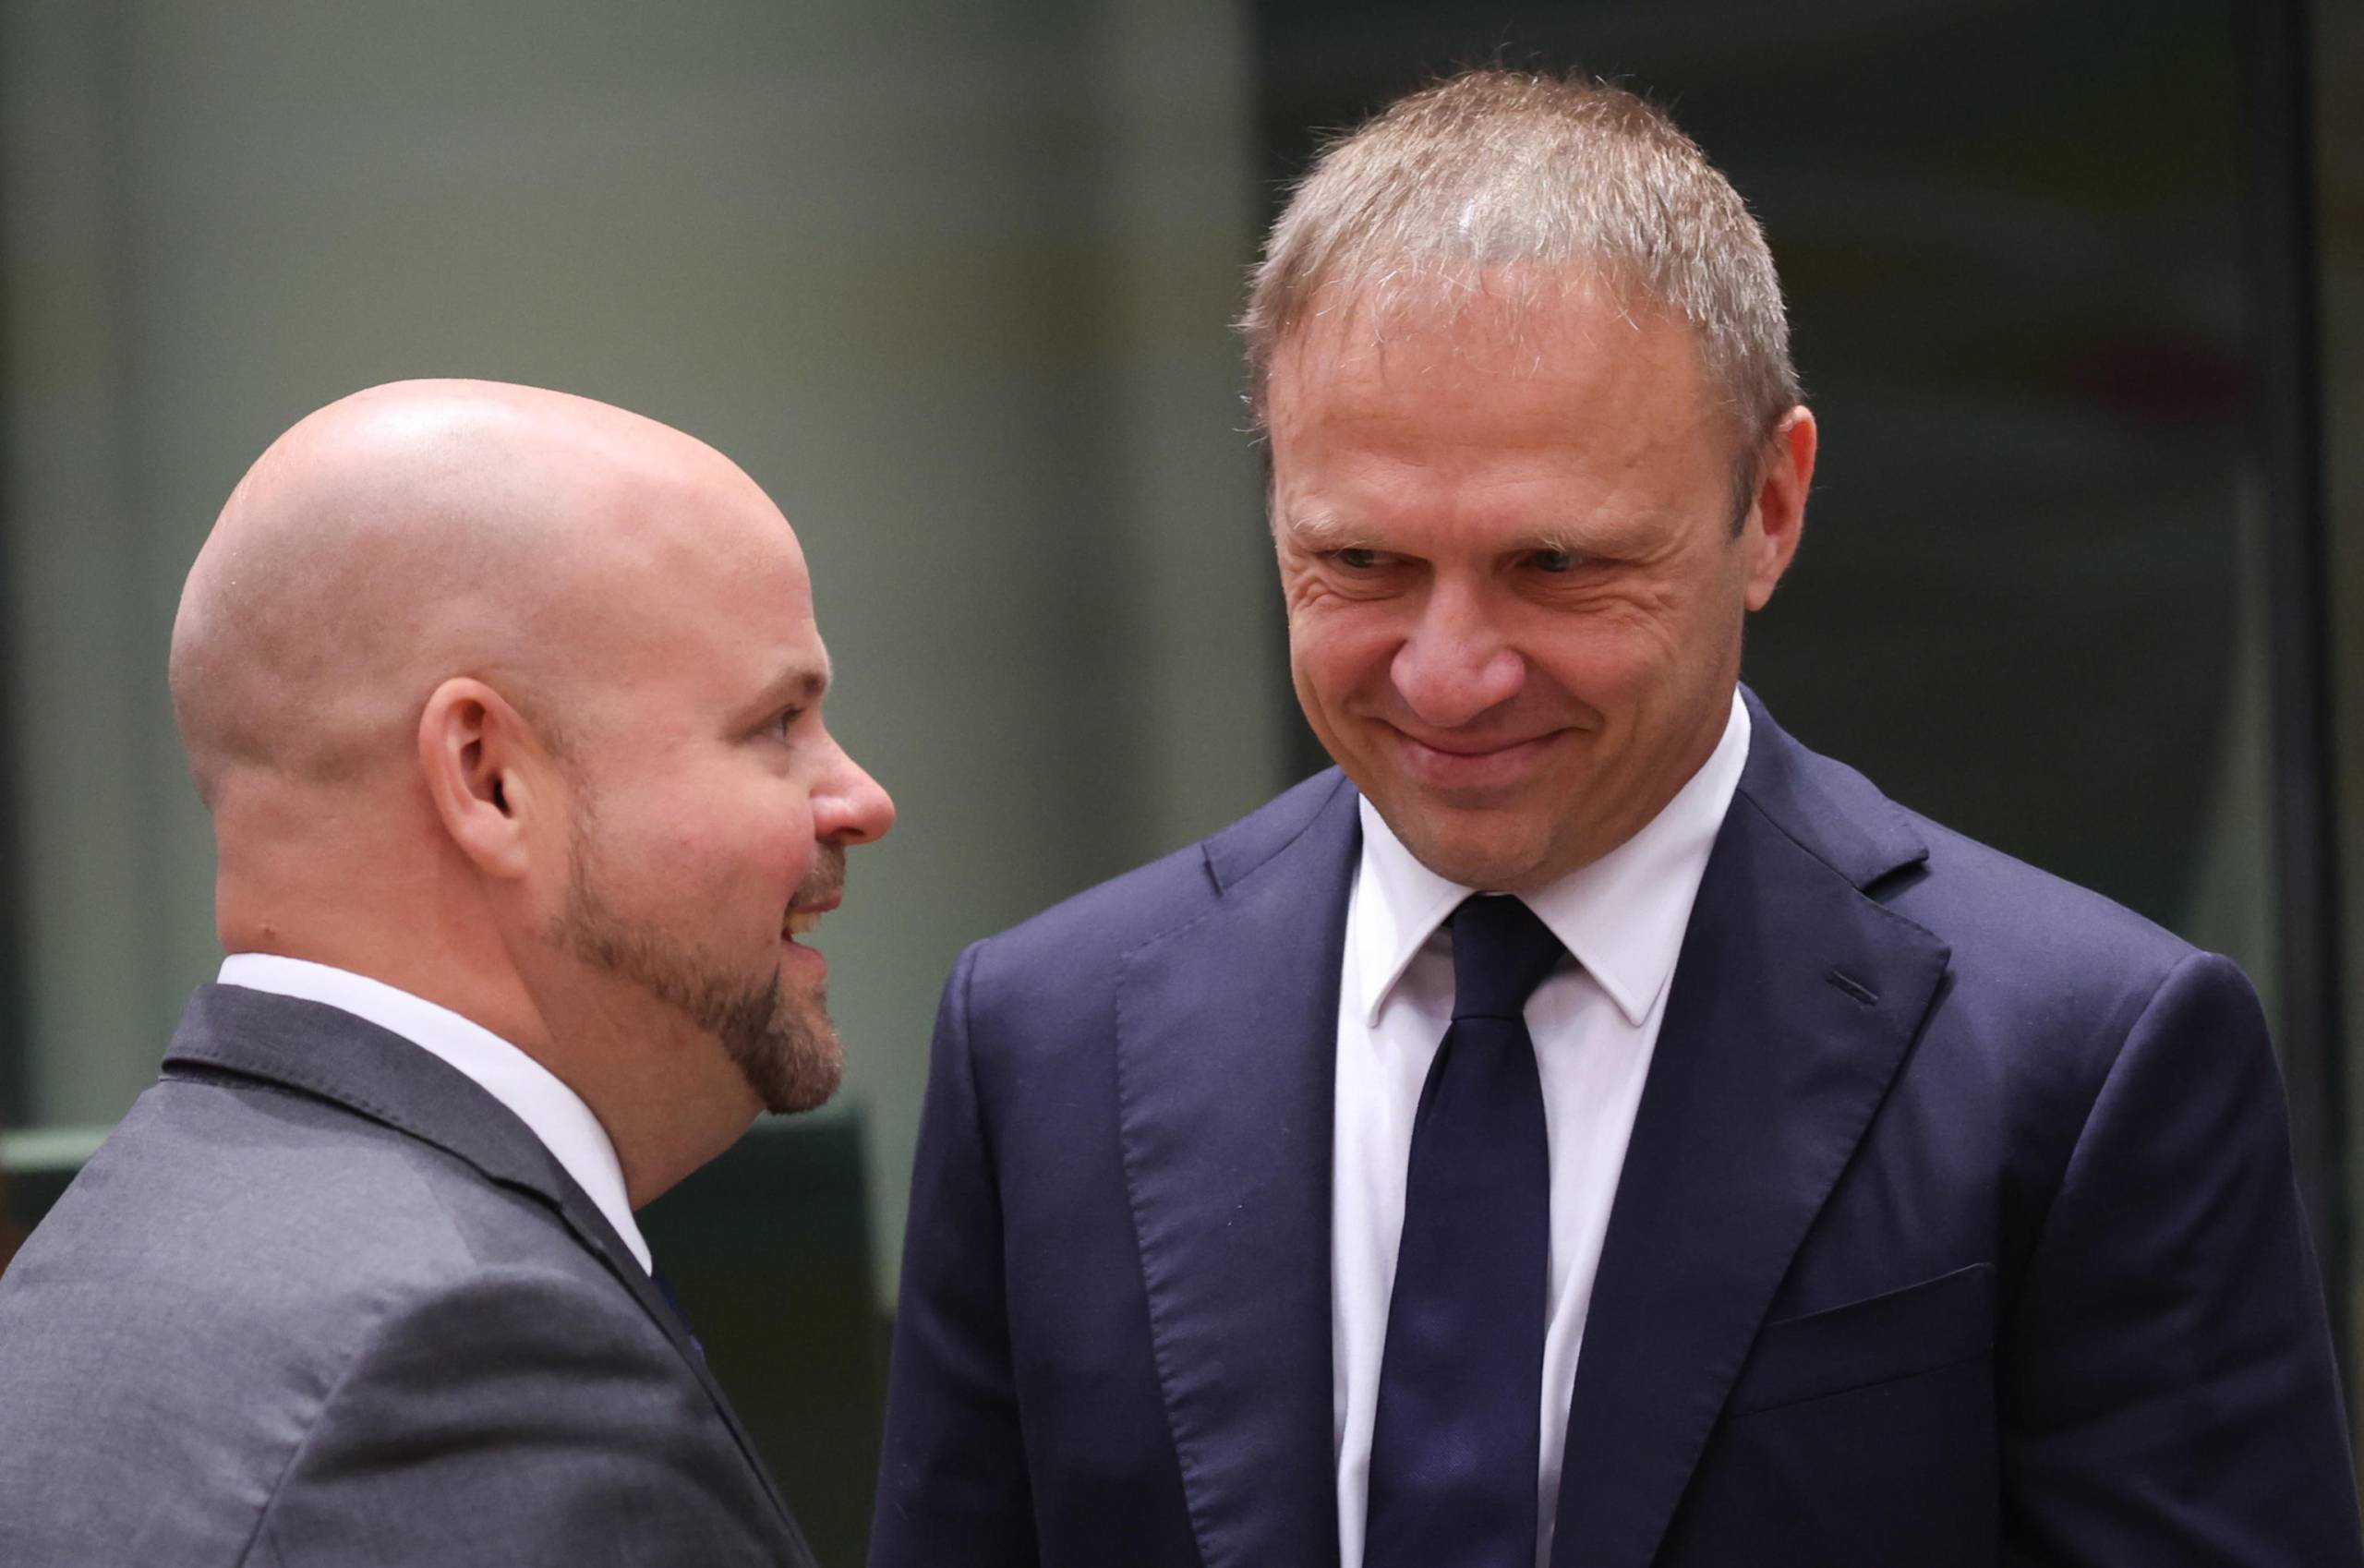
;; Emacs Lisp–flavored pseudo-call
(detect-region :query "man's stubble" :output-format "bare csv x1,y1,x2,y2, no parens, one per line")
550,809,846,1116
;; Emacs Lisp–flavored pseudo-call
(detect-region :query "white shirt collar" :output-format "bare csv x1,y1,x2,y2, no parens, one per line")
213,952,654,1273
1352,691,1751,1028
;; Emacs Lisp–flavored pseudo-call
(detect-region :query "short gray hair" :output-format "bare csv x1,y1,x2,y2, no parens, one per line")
1240,70,1801,480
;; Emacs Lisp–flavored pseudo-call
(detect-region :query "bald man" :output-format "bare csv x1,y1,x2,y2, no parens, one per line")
0,381,893,1567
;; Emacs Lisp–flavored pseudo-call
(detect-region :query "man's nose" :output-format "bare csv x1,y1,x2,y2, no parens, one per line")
1390,589,1525,729
817,741,896,845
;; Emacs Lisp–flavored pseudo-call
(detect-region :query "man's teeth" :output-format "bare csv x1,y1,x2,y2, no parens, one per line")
785,910,824,937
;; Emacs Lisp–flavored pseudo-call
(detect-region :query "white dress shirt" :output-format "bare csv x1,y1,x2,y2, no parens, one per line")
1333,693,1750,1568
215,952,654,1274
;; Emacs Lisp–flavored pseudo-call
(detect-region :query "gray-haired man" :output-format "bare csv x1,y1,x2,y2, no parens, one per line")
870,70,2361,1568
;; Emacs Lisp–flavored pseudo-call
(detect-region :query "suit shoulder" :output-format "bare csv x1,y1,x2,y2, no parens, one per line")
1814,783,2228,1069
939,771,1352,1075
971,769,1351,982
979,840,1213,976
0,1080,612,1361
1743,721,2264,1208
17,1080,477,1293
1896,805,2198,985
1744,704,2202,997
0,1084,632,1564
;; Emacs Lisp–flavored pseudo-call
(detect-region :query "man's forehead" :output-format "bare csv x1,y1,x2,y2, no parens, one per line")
1272,270,1704,403
539,507,816,676
1282,321,1687,406
1269,320,1721,500
557,474,797,604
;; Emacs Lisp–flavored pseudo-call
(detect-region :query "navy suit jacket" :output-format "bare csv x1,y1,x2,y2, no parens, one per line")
872,694,2363,1567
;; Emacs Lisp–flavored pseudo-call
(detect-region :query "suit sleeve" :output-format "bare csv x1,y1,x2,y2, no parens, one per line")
244,1265,802,1568
868,943,1042,1568
2002,950,2364,1565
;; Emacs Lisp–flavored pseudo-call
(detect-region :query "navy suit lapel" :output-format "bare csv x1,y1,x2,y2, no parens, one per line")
1548,703,1952,1568
1116,772,1358,1568
163,984,810,1556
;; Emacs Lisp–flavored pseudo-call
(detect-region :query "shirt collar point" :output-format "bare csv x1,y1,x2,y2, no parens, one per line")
1595,963,1661,1031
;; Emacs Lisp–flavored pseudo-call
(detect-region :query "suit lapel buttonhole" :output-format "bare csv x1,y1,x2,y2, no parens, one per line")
1826,970,1880,1008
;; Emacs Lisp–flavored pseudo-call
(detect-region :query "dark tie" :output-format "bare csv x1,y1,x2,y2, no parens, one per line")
1365,894,1563,1568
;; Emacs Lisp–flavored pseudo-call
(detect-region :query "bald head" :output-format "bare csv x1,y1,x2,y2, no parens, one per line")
171,379,780,810
169,378,893,1200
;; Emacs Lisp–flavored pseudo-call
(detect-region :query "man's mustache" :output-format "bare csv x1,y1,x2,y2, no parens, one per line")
792,846,846,911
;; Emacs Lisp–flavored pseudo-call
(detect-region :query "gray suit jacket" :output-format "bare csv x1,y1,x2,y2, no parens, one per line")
0,983,818,1567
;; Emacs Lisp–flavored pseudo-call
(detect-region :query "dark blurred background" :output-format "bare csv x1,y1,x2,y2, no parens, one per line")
2,1,2357,1559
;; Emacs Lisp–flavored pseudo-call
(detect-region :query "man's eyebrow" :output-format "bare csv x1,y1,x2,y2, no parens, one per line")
762,660,832,708
1279,509,1360,549
1282,511,1587,556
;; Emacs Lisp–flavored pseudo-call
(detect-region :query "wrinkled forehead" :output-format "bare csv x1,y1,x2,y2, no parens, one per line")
1270,275,1720,447
1276,263,1720,435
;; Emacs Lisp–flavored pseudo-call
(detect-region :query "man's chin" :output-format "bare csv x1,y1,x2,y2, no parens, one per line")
1393,823,1564,892
734,1010,844,1116
759,1060,841,1117
1364,785,1566,890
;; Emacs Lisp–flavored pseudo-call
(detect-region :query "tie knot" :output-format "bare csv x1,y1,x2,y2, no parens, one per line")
1447,896,1564,1021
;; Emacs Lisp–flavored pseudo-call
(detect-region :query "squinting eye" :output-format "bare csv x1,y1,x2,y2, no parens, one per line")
1532,549,1579,573
772,707,806,738
1334,548,1382,571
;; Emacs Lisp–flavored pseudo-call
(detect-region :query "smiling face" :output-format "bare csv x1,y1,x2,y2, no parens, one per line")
538,467,894,1115
1270,283,1810,890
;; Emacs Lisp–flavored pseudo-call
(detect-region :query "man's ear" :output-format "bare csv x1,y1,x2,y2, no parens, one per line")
417,678,552,880
1742,405,1816,612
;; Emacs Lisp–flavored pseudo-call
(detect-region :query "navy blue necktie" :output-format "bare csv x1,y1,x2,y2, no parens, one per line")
1365,894,1563,1568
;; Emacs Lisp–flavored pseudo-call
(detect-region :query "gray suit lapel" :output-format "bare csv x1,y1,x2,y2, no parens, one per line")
163,984,812,1558
1116,772,1358,1568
